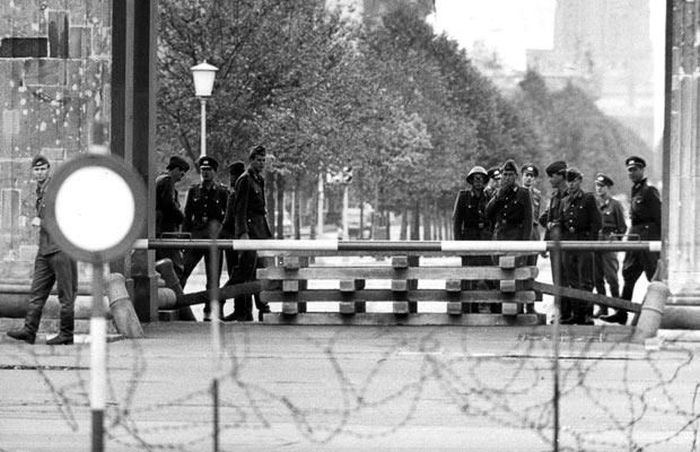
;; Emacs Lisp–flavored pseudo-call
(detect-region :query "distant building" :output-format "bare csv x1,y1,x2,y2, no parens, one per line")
327,0,435,25
526,0,656,146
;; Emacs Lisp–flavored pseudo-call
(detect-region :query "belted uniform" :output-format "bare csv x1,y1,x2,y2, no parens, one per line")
622,178,661,300
595,196,626,298
485,185,532,241
558,189,602,322
180,181,229,315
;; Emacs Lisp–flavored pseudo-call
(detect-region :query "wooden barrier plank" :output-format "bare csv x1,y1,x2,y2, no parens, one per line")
498,255,530,269
393,301,409,314
531,281,642,313
446,302,463,315
261,313,546,326
502,302,522,316
259,289,536,303
258,266,537,280
445,280,462,292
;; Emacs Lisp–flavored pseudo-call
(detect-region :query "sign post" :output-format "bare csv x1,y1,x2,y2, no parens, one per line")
43,154,146,452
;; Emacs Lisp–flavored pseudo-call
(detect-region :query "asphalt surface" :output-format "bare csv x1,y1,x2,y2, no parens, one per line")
1,321,699,451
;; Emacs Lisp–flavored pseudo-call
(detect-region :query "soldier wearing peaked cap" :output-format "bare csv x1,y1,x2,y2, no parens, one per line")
521,163,542,265
180,155,230,321
592,172,626,318
602,156,661,325
155,155,191,279
484,166,501,199
557,168,602,325
485,160,532,241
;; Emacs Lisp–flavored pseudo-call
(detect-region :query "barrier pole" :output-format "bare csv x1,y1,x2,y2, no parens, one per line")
551,228,562,452
90,263,107,452
208,236,221,452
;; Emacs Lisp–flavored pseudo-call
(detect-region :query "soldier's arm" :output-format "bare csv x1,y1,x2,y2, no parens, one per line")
588,194,603,240
452,191,465,240
160,178,184,224
613,200,627,234
647,186,662,227
182,187,194,232
521,189,532,240
234,176,251,237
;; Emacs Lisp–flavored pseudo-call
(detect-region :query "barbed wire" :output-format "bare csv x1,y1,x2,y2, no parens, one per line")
1,326,699,451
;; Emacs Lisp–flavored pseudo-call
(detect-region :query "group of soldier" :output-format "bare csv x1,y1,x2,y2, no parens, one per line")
453,156,661,325
155,145,272,322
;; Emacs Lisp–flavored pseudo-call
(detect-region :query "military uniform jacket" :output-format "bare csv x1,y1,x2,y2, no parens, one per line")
182,181,229,235
36,178,60,256
233,170,272,239
558,190,602,241
155,173,184,236
539,187,567,240
452,189,491,240
597,196,627,238
529,187,542,225
629,179,661,240
485,185,532,240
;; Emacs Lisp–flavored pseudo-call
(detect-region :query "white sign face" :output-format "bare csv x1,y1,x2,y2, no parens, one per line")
54,166,136,252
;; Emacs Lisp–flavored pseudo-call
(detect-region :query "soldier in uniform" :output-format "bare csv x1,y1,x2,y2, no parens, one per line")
557,168,602,325
521,163,542,266
538,160,569,320
485,160,532,241
221,160,254,321
155,155,189,278
484,166,501,198
453,166,491,310
7,155,78,345
592,173,627,318
231,145,272,320
601,156,661,325
180,156,229,321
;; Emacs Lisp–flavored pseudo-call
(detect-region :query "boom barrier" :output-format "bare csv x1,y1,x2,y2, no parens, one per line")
135,239,661,253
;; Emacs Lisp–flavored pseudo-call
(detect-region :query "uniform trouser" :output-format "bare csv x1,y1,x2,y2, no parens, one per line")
525,225,540,266
224,248,253,317
225,250,267,311
24,251,78,336
180,247,223,314
621,250,659,301
594,251,620,298
460,254,492,313
561,250,594,320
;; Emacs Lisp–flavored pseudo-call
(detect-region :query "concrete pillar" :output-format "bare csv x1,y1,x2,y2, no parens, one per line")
664,0,700,320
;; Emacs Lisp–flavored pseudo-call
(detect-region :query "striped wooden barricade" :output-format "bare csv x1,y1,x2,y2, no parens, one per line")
257,251,545,326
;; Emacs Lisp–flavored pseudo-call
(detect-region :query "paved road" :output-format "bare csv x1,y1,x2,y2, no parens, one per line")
1,322,698,451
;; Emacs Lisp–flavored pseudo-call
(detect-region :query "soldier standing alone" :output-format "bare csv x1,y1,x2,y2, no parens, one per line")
180,156,229,321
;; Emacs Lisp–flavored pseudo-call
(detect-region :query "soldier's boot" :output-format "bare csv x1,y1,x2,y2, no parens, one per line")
600,310,628,325
48,305,74,345
7,304,43,344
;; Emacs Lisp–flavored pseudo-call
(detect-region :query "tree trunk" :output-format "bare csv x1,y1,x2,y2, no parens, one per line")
276,175,285,238
293,175,302,239
400,207,408,240
410,200,420,240
266,171,276,236
423,201,431,240
385,209,391,240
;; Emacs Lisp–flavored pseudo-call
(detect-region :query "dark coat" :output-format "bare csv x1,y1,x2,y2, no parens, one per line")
182,181,229,237
598,196,627,238
539,187,567,240
452,189,491,240
485,184,533,240
629,178,661,240
233,170,272,239
155,173,184,236
36,178,60,256
558,190,602,240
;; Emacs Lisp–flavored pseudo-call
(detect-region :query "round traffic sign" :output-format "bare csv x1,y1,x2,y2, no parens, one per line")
43,154,146,263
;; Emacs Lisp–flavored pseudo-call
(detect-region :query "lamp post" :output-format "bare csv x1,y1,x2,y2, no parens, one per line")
190,61,218,158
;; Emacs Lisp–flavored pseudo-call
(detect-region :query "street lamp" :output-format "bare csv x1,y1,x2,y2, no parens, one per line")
190,60,218,158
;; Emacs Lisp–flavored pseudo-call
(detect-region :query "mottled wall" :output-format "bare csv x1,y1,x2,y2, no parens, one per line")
0,0,111,280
